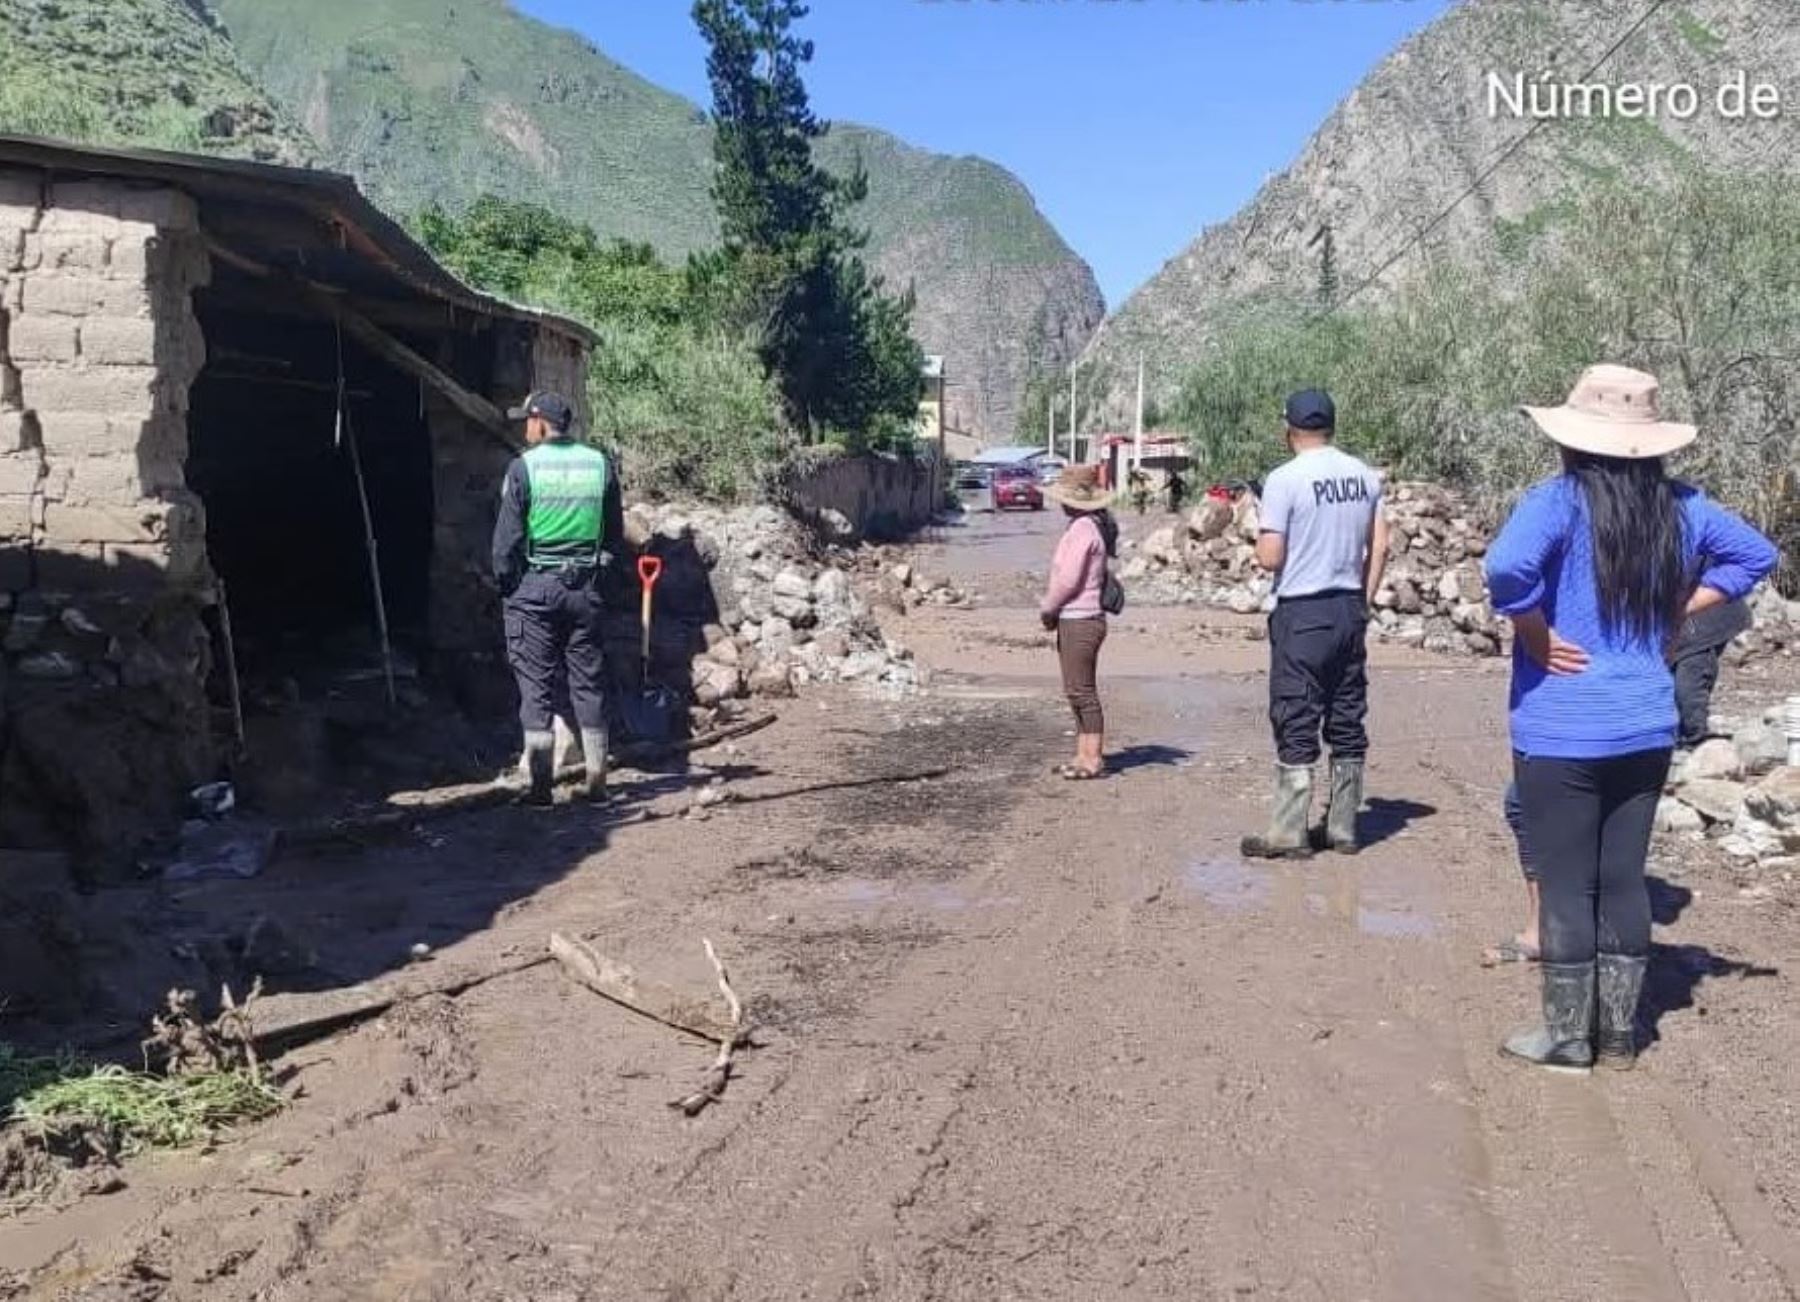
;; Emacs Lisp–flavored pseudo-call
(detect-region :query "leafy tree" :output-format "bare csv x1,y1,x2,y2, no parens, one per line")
693,0,922,444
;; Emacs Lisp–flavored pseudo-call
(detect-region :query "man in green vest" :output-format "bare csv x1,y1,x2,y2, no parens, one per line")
491,391,622,806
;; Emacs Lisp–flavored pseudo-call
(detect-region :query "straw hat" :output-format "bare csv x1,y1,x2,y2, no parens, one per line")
1044,464,1110,512
1522,364,1696,460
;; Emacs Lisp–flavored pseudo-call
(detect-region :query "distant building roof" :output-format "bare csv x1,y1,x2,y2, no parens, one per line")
921,355,945,380
973,445,1048,466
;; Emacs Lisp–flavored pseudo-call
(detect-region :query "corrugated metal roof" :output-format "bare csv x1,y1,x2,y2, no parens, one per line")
0,133,596,345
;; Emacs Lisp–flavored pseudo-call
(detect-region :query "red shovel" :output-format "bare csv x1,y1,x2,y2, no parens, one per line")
621,555,678,743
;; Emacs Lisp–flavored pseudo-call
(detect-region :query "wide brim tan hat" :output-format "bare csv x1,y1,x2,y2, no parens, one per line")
1522,363,1696,460
1044,465,1110,512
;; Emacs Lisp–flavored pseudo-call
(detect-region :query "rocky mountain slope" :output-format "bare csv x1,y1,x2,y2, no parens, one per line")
0,0,313,164
1082,0,1799,421
205,0,1103,439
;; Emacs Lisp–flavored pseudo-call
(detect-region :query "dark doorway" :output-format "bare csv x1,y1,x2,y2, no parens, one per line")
185,289,433,686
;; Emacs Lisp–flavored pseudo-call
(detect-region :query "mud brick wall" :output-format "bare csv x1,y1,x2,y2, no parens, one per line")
0,167,215,870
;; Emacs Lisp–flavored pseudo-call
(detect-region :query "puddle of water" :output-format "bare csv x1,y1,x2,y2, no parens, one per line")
1357,906,1437,939
1182,857,1270,913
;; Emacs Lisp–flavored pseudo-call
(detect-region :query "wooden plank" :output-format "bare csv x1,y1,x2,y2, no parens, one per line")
250,953,552,1051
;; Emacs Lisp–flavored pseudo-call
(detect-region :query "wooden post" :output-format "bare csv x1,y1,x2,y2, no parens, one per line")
1134,355,1145,469
1069,363,1078,463
335,323,398,710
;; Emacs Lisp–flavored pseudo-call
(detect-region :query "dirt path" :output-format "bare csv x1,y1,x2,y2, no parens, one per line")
4,508,1798,1301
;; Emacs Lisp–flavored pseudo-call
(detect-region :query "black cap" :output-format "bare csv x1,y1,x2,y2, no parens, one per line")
507,390,573,432
1284,389,1335,432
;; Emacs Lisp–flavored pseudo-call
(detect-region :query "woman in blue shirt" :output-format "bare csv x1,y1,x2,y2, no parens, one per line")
1485,364,1778,1072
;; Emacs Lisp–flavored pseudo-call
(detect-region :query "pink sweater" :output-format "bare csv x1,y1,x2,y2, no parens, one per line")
1042,514,1105,620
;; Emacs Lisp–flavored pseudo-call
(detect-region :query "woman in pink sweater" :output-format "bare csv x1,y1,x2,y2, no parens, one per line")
1039,466,1117,779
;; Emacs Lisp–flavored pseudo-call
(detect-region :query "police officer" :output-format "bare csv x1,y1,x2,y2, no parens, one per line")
1241,389,1389,859
491,391,622,806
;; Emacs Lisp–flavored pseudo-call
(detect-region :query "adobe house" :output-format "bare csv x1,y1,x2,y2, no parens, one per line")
0,135,593,865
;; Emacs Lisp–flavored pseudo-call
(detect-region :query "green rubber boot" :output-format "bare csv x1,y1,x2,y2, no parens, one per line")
1241,764,1315,861
1502,962,1595,1073
1322,756,1365,855
1596,953,1647,1071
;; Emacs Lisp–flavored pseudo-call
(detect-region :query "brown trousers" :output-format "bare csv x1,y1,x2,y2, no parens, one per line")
1056,616,1108,734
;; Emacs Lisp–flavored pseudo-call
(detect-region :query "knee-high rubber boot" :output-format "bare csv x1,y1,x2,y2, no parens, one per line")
1501,961,1595,1072
1241,764,1315,860
1322,757,1365,855
522,730,555,808
1596,953,1647,1070
580,727,610,802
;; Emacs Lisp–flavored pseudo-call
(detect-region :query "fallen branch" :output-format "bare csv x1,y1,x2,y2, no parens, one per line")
249,953,552,1053
547,932,739,1043
670,939,746,1117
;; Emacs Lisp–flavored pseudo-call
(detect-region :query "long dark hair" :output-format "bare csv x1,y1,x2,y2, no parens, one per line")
1563,450,1689,640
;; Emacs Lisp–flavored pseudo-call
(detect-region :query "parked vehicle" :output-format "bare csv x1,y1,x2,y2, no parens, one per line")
1036,455,1069,486
991,465,1044,512
954,461,991,492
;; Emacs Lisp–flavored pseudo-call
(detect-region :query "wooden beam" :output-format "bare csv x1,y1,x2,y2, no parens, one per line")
325,296,516,445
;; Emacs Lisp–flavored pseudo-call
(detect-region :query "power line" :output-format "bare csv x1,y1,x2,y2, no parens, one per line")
1324,0,1677,319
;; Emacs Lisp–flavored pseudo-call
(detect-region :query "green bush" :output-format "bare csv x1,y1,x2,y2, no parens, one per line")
1172,168,1800,560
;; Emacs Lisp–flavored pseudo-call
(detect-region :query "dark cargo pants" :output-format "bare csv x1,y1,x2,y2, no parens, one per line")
504,570,607,735
1267,589,1369,766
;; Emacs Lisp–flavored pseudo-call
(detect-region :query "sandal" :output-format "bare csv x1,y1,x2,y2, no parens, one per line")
1480,936,1541,967
1055,764,1106,781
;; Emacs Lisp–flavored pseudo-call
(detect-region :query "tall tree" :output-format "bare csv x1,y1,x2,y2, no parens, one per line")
693,0,921,444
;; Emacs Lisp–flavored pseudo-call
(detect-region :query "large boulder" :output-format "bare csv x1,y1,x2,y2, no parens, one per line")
1677,778,1749,826
1683,738,1742,782
1187,498,1233,542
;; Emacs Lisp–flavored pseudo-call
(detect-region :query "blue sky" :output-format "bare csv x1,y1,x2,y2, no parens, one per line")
516,0,1456,307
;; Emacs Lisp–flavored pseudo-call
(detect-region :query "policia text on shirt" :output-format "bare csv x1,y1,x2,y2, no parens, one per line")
491,391,625,807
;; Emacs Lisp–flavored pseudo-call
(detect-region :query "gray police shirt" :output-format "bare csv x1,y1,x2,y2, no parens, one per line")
1259,445,1382,599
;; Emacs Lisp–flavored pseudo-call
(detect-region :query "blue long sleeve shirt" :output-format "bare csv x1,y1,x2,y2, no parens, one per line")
1485,477,1778,759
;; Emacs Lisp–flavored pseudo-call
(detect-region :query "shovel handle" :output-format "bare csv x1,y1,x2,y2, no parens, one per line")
637,556,662,665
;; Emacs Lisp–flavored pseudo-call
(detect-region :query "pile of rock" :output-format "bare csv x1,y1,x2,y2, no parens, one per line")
1118,482,1506,654
1659,705,1799,866
626,502,924,710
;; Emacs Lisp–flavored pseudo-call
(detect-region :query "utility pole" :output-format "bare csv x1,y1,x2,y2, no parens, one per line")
1068,363,1078,463
1133,355,1145,469
1046,390,1055,458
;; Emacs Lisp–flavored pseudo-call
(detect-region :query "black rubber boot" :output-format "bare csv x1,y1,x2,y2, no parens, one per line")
1321,756,1365,855
580,727,610,803
1501,961,1595,1073
1241,765,1315,861
1596,953,1647,1070
522,730,555,808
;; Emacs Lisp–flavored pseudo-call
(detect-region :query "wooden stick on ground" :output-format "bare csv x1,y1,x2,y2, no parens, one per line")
670,940,746,1117
547,932,739,1043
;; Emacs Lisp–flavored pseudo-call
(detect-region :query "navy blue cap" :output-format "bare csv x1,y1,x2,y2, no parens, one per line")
1284,389,1335,432
508,390,573,431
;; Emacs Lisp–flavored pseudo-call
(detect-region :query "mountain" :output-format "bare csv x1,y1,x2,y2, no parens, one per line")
1081,0,1799,422
0,0,314,164
203,0,1104,439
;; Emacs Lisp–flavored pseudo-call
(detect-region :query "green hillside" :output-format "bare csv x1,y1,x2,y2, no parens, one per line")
206,0,1104,437
0,0,313,162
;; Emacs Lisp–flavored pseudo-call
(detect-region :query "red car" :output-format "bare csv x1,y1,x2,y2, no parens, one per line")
991,466,1044,512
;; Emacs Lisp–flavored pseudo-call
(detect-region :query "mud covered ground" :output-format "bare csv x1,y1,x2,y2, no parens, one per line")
4,506,1799,1301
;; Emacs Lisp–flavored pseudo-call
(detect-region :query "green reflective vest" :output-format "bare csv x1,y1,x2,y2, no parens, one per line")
523,440,609,568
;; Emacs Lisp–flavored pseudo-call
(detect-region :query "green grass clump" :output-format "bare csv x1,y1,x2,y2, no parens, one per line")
2,1045,281,1158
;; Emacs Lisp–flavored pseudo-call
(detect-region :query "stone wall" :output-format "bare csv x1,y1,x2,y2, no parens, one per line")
0,168,217,867
785,451,938,542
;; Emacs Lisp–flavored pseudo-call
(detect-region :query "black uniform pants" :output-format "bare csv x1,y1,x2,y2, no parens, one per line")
1672,645,1723,747
1514,749,1670,965
504,570,607,735
1268,590,1368,766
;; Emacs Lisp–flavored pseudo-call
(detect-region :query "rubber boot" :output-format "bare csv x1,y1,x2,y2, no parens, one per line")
580,727,610,803
1501,961,1595,1073
522,730,555,808
1596,953,1647,1071
1241,764,1315,860
1321,756,1365,855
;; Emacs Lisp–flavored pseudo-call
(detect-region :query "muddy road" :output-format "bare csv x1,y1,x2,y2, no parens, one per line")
5,506,1799,1301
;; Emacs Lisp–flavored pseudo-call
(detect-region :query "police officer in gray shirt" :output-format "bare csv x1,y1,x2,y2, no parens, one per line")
1241,390,1389,859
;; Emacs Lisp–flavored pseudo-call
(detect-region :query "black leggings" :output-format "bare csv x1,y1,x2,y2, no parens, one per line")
1514,749,1671,965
